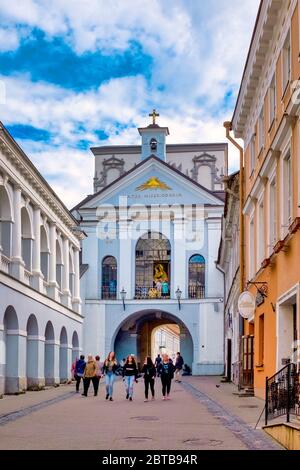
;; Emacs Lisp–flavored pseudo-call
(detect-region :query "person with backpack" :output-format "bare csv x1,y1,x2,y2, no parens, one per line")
122,355,138,401
174,352,184,383
157,353,174,400
74,355,86,393
141,356,156,402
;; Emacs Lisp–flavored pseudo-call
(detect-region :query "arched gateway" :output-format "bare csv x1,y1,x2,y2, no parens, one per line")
112,310,194,369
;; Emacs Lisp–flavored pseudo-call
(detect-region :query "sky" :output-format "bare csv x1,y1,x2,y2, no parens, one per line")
0,0,260,207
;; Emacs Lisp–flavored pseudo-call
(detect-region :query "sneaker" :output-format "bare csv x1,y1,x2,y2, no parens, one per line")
109,397,113,401
144,399,148,402
81,393,87,397
166,395,171,400
129,397,132,401
126,393,129,399
106,393,109,400
151,396,155,400
162,396,166,400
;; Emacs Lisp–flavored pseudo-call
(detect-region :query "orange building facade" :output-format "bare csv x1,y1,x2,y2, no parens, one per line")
232,0,300,398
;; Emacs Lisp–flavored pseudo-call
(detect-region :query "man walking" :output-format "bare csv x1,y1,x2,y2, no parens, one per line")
174,352,184,383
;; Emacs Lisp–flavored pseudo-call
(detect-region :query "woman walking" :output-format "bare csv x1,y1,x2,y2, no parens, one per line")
82,355,97,397
74,355,86,393
102,351,119,401
157,353,174,400
122,355,138,401
141,356,156,402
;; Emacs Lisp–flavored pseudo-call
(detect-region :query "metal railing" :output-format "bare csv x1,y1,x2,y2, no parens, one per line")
265,362,300,425
188,285,205,299
135,285,170,299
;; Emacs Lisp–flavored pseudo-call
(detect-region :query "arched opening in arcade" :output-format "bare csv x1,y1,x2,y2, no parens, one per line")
113,310,193,371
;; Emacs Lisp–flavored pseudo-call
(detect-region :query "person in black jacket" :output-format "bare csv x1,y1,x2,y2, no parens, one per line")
141,356,156,402
102,351,119,401
122,355,138,401
174,352,184,383
157,353,174,400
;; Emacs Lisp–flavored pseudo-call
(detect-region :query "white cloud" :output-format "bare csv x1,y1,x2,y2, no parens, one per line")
0,27,21,51
0,0,259,205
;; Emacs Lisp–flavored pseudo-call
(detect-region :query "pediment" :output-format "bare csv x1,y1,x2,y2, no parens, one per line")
77,157,223,210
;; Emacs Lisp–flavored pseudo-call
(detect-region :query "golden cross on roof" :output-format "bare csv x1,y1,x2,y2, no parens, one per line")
149,109,159,125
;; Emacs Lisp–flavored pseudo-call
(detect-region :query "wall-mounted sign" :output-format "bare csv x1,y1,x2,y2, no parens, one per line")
238,291,256,319
136,177,172,191
256,290,265,307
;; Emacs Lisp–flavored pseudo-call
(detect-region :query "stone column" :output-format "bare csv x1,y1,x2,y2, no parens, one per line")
5,328,27,394
32,206,44,291
173,218,186,299
119,220,132,299
11,185,24,281
72,247,82,314
26,335,45,389
59,342,72,383
48,223,59,301
45,339,60,386
61,237,71,308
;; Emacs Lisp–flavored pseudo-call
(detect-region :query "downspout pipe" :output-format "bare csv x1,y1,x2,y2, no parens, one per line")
223,121,244,295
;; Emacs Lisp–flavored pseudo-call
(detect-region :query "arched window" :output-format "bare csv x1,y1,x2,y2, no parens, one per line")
0,186,12,258
56,240,63,289
135,232,171,299
21,206,33,271
102,256,117,299
188,254,205,299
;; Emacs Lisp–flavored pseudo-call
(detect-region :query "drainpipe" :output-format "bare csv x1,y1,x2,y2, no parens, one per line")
223,121,244,294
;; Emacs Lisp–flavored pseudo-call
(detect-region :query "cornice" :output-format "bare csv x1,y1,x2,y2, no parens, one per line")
0,127,81,241
233,0,294,139
91,143,227,156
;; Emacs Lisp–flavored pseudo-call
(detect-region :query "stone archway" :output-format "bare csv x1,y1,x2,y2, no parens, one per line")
44,321,55,386
59,327,68,383
113,310,193,370
26,314,39,389
3,306,20,394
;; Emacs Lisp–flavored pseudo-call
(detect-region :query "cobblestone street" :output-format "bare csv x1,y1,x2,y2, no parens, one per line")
0,377,283,450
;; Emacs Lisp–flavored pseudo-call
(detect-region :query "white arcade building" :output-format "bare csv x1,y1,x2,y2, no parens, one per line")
0,122,84,395
74,113,226,375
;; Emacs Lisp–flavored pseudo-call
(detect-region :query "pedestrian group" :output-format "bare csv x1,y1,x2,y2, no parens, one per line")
73,351,185,402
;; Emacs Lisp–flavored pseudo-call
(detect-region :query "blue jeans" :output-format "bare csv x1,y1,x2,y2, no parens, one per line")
105,372,115,397
124,375,135,398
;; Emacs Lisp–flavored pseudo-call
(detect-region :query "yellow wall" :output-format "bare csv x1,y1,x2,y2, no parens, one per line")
242,4,300,398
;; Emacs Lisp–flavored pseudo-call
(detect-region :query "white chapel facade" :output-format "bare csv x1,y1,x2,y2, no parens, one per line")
74,113,226,375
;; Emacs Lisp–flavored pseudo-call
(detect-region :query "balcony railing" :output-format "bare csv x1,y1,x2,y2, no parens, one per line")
0,253,11,274
135,286,170,299
188,285,205,299
100,284,207,300
24,269,33,287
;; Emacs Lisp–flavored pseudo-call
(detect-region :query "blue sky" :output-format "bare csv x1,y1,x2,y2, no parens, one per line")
0,0,260,206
